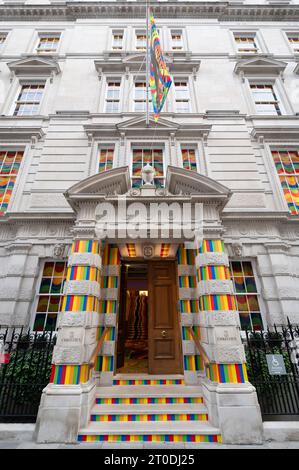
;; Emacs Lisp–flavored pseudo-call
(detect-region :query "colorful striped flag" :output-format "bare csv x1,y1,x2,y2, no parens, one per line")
149,13,172,121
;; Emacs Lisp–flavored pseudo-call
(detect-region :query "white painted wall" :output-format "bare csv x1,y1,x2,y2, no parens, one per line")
0,1,299,328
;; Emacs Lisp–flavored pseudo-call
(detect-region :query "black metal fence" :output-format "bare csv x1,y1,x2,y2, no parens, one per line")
0,327,56,423
244,319,299,420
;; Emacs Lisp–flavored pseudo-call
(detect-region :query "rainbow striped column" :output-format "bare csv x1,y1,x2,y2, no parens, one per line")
96,244,120,385
196,240,247,384
177,245,202,385
50,239,102,385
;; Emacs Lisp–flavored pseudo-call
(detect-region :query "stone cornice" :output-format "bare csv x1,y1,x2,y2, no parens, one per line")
7,56,61,78
0,213,75,224
0,125,45,143
251,124,299,142
1,2,299,22
222,211,299,223
95,52,200,76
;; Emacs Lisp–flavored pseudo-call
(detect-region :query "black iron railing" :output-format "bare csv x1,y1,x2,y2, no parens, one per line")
0,327,56,423
243,319,299,420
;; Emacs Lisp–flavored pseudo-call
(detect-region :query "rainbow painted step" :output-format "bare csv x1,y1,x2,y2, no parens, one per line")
113,379,185,386
77,383,222,444
96,396,203,405
91,413,209,422
78,434,222,443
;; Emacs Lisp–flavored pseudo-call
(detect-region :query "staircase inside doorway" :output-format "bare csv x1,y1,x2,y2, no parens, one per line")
78,375,222,444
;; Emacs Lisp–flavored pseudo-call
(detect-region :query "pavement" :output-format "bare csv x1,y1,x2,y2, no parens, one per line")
0,440,299,449
1,424,299,449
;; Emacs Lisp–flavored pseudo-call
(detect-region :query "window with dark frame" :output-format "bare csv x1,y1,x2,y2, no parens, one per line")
14,84,45,116
234,34,259,53
230,260,263,331
174,80,190,113
105,80,121,113
36,34,60,53
250,84,281,115
181,147,198,172
272,150,299,215
0,150,24,216
33,261,67,331
99,148,114,173
132,148,164,188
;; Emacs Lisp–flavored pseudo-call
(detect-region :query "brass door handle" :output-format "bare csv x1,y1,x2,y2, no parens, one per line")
161,330,167,338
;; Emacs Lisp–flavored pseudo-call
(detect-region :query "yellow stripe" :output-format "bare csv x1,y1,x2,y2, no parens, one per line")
65,366,72,384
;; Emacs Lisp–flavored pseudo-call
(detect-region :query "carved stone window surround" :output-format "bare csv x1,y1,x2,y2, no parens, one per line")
264,143,299,215
229,28,268,57
29,257,67,332
244,76,292,117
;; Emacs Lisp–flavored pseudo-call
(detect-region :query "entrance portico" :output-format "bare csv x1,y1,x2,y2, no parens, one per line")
34,166,263,444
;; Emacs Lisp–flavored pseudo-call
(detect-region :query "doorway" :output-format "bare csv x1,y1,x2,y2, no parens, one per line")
116,260,183,375
116,262,149,373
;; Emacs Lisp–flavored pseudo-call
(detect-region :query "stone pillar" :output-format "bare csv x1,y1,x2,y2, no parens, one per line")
177,245,202,385
95,244,120,386
35,238,102,444
259,243,298,325
0,243,35,327
196,239,263,444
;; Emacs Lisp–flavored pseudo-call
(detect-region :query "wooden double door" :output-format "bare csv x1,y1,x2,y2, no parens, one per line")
117,260,183,375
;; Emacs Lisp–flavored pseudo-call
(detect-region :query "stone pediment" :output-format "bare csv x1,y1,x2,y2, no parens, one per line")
64,165,231,215
7,56,60,77
95,52,200,75
123,53,171,65
84,115,211,141
117,115,179,131
234,57,287,76
166,166,231,204
65,166,131,211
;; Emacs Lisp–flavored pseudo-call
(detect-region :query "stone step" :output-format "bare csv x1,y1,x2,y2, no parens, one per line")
113,378,185,386
90,404,209,422
92,404,207,414
95,385,203,399
78,421,222,443
95,396,204,405
114,374,185,380
112,373,185,386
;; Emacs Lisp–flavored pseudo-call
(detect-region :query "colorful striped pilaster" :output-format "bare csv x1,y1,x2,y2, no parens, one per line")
176,245,199,383
50,364,92,385
97,244,121,380
206,363,248,384
197,239,247,384
61,295,99,313
51,239,102,386
63,239,102,314
72,239,100,255
102,244,120,266
67,265,101,283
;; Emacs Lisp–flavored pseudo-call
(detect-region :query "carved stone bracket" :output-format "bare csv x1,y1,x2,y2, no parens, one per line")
53,243,66,259
231,242,243,257
68,253,102,270
213,345,246,364
57,311,100,328
180,313,194,327
179,287,198,300
194,310,240,328
104,314,117,327
197,279,234,296
196,252,229,268
63,280,101,298
183,340,196,356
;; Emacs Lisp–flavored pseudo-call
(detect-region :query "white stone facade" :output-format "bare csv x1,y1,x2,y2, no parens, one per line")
0,0,299,331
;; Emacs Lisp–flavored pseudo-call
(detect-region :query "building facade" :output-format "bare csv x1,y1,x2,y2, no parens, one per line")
1,0,299,445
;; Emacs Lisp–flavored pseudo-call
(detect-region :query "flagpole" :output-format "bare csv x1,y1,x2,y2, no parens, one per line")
146,0,150,126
